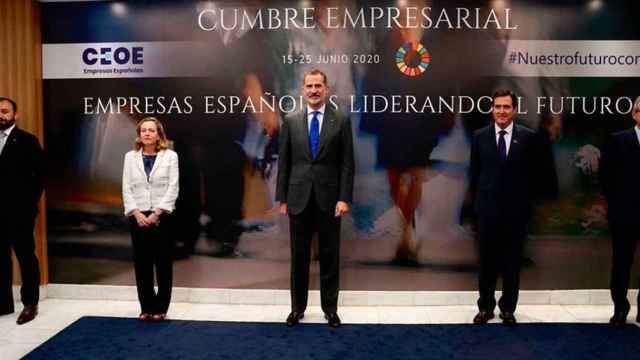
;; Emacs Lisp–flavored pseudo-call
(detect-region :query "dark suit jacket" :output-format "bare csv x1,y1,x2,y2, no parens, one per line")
469,123,556,223
600,128,640,226
0,126,45,219
276,107,354,215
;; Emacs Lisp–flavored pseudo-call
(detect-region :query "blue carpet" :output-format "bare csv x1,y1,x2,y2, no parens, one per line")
24,317,640,359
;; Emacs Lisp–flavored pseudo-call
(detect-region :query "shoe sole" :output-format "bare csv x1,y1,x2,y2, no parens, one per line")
473,314,494,324
286,314,304,327
324,315,341,328
499,314,517,325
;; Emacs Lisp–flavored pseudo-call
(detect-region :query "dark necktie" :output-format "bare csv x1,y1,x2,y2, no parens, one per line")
498,130,507,162
309,111,320,158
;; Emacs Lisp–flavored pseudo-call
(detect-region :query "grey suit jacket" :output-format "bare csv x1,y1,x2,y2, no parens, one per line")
276,106,355,215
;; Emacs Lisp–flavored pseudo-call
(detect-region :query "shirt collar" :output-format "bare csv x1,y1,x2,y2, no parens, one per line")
1,124,16,137
307,104,326,116
495,122,514,135
635,125,640,140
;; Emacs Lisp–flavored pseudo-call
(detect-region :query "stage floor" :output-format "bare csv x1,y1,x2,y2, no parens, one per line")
2,299,637,359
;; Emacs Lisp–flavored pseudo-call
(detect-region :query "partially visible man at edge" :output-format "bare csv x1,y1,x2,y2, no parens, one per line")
0,97,45,325
600,95,640,327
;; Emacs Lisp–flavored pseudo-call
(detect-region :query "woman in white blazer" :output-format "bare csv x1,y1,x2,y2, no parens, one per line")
122,117,179,321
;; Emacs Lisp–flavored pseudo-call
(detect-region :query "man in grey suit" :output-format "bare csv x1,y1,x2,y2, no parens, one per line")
276,69,354,328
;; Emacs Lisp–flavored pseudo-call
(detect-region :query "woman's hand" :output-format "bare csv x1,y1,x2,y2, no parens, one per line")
147,213,160,225
133,210,151,227
147,209,163,225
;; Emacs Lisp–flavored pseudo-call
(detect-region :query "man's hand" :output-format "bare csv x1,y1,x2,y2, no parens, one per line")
279,203,288,216
334,201,350,217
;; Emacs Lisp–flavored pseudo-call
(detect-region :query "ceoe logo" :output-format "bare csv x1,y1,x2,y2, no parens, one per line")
82,47,143,65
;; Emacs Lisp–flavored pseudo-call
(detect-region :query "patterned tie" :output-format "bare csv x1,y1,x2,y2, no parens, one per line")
0,131,7,155
498,130,507,162
309,111,320,158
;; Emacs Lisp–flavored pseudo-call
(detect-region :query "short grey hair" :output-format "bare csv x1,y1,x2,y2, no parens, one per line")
634,96,640,113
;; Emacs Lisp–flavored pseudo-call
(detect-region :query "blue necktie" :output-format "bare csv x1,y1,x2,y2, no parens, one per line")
309,111,320,158
498,130,507,162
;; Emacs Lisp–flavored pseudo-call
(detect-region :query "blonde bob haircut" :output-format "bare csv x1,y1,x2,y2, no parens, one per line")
134,117,169,151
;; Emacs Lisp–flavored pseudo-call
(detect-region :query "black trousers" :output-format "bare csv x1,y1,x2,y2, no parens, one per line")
129,213,173,314
477,216,526,314
610,222,640,314
289,189,341,314
0,215,40,314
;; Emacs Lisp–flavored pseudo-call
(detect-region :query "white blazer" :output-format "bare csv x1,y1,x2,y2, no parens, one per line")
122,149,179,216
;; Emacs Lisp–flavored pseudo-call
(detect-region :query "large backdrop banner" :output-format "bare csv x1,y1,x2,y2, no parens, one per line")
43,0,640,290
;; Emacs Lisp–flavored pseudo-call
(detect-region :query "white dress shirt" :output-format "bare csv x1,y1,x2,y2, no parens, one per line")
495,122,514,156
0,124,16,155
635,125,640,145
306,104,326,135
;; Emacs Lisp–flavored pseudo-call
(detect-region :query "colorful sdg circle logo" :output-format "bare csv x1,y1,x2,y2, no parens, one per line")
396,42,431,77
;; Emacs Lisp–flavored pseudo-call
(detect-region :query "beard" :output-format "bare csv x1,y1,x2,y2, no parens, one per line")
305,96,324,106
0,117,15,130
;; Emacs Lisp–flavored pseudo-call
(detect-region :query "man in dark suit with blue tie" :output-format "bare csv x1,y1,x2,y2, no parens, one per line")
276,69,354,328
0,97,45,325
469,89,555,326
600,96,640,327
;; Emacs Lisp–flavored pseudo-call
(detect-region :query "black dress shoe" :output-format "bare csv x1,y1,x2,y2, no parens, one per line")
473,311,494,324
16,305,38,325
286,312,304,327
324,312,341,328
499,312,517,326
610,312,628,327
